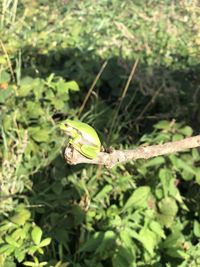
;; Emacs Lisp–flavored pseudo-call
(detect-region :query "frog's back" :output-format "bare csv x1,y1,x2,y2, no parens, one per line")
67,120,101,145
78,121,100,141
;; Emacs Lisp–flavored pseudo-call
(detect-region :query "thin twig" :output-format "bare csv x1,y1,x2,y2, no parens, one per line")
107,59,139,143
64,135,200,168
78,60,108,117
0,39,15,81
133,85,162,126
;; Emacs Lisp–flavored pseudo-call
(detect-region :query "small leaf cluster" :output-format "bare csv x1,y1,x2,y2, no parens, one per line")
0,205,51,266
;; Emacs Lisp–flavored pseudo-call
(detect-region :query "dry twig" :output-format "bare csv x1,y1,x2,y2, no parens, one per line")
64,135,200,168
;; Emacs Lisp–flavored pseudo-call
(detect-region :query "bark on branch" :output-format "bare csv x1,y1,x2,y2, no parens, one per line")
64,135,200,168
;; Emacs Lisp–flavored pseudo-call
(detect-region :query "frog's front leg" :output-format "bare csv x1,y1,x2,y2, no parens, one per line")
68,135,82,156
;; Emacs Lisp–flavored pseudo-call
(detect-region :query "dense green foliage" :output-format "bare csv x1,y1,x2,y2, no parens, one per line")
1,1,200,266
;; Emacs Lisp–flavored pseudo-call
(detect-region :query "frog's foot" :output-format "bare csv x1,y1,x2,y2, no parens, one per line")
104,146,115,154
100,146,105,152
80,144,99,159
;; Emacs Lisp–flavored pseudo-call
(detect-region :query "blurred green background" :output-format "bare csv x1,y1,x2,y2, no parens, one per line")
1,1,200,266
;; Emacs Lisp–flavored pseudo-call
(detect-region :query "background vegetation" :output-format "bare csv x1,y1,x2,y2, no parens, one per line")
1,0,200,266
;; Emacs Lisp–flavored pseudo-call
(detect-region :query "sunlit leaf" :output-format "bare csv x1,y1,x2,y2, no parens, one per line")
31,226,43,245
123,186,151,210
38,238,51,247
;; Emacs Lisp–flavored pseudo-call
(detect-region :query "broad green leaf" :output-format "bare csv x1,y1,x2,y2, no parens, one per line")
120,230,134,249
5,236,20,247
95,230,116,254
38,237,51,247
139,227,157,255
37,247,44,254
29,127,49,143
26,102,44,119
65,80,79,92
177,159,196,174
162,230,184,249
123,186,151,210
194,220,200,238
31,226,43,245
10,209,31,226
56,79,78,94
172,134,184,141
143,157,165,168
78,232,104,252
19,77,34,96
192,148,200,160
51,98,65,110
27,246,37,255
0,71,10,83
94,185,113,200
195,168,200,185
157,197,178,228
149,221,165,239
165,248,189,259
169,155,195,175
23,261,48,267
23,261,36,267
112,246,135,267
11,228,24,241
0,244,15,254
112,252,130,267
0,87,13,103
159,169,172,197
14,249,25,262
153,120,171,130
178,126,193,136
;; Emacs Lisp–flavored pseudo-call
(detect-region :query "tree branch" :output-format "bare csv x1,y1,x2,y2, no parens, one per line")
64,135,200,168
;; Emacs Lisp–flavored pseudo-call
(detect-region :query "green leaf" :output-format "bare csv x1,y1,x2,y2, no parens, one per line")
23,261,48,267
95,230,116,254
157,197,178,228
26,102,44,119
31,226,43,245
192,148,200,160
78,232,104,252
0,71,10,83
149,221,165,239
112,252,130,267
14,249,25,262
143,157,165,168
0,244,15,254
65,80,79,91
169,155,195,175
5,236,20,247
19,77,34,96
159,169,172,197
172,134,184,141
10,209,31,226
178,126,193,136
94,185,113,200
162,230,184,249
123,186,151,210
29,127,49,143
0,87,13,103
154,120,171,130
194,220,200,238
23,261,38,266
120,230,134,249
38,237,51,247
195,167,200,185
138,227,157,255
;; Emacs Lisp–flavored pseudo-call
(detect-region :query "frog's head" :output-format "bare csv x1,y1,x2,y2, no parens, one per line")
59,119,78,137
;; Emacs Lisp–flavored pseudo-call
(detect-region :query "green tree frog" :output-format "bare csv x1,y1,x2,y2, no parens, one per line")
59,119,101,159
